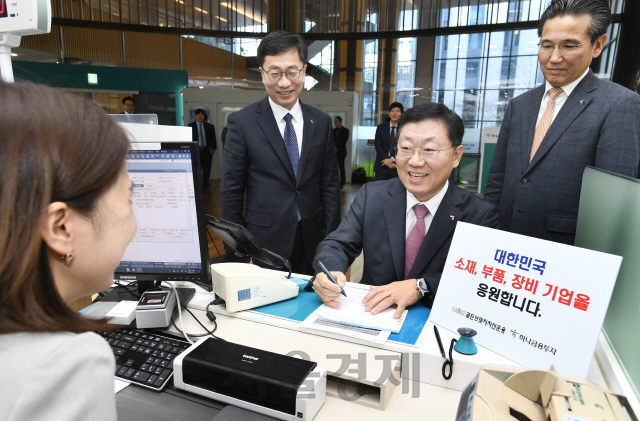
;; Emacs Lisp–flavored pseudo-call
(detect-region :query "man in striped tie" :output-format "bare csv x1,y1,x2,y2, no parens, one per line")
485,0,640,246
312,103,498,318
221,31,340,275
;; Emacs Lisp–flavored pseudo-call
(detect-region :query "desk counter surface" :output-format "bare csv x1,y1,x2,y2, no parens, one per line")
170,307,463,420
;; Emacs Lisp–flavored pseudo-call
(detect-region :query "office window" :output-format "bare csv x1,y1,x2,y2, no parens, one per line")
395,37,417,109
433,29,541,133
362,39,379,126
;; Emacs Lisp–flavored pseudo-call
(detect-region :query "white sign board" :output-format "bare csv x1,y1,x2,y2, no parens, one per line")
430,222,622,378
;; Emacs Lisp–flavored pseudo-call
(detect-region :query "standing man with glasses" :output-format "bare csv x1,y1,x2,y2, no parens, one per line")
312,103,498,317
485,0,640,246
374,102,404,180
221,31,340,275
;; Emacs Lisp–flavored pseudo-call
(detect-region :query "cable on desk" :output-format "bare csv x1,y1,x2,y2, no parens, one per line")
114,280,141,298
162,282,193,344
206,226,221,257
169,301,224,341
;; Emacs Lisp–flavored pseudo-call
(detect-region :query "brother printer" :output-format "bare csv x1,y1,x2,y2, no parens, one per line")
174,338,327,421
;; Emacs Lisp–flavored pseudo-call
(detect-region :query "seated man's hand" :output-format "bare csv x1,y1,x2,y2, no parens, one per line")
363,279,421,319
313,272,347,308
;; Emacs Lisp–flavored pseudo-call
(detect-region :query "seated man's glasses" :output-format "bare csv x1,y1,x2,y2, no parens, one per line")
537,40,591,55
262,68,305,81
395,146,455,162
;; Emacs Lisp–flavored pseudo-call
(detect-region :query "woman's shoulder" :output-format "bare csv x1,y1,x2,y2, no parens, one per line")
0,331,116,421
0,331,113,380
1,330,109,356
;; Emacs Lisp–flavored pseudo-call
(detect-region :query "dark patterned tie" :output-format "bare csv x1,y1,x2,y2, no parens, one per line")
283,113,301,221
390,125,397,156
405,204,429,279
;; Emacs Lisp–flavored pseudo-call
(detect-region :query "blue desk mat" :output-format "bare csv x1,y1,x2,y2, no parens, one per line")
251,288,430,346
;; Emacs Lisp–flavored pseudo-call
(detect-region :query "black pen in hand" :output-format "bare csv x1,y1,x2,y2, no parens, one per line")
314,259,347,297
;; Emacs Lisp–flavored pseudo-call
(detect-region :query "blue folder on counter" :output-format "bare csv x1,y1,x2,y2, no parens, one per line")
251,284,430,346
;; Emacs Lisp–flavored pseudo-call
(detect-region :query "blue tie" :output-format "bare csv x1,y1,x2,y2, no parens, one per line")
283,113,301,221
199,123,205,147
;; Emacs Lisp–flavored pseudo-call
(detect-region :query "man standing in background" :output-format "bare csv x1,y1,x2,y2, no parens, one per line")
374,102,404,180
221,31,340,275
189,109,217,195
484,0,640,245
121,96,135,121
333,116,349,189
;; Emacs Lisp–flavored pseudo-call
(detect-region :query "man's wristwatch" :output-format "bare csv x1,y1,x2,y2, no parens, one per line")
416,278,429,297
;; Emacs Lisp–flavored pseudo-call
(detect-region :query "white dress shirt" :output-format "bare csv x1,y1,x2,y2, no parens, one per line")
269,97,304,154
405,180,449,241
536,67,589,127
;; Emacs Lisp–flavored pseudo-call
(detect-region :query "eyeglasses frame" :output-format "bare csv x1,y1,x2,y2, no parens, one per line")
261,67,306,82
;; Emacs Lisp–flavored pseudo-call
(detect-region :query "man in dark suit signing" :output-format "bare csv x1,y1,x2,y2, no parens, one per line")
333,116,349,188
221,31,340,275
188,109,217,194
374,102,404,180
485,0,640,245
313,103,498,318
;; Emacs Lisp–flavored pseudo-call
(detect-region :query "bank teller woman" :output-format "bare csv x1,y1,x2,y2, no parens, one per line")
0,83,137,420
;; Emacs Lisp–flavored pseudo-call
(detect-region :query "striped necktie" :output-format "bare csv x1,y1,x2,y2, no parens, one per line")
283,113,301,221
405,204,429,279
530,87,563,162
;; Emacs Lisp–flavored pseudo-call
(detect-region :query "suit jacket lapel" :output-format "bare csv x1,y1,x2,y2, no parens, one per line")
520,85,545,172
381,122,391,154
297,101,316,186
527,72,596,170
255,97,296,181
382,179,407,281
407,183,463,280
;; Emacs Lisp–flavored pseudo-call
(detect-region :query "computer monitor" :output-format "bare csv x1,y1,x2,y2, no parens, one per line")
115,142,212,292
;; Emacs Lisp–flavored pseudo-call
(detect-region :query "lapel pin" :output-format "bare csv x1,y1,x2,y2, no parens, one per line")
580,100,584,104
310,119,314,124
450,215,455,220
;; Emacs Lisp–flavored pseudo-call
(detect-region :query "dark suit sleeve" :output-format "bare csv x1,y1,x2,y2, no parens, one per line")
208,123,217,151
188,122,197,143
374,125,386,161
594,91,640,177
314,184,369,273
321,116,341,234
484,101,513,206
338,128,349,146
220,112,248,228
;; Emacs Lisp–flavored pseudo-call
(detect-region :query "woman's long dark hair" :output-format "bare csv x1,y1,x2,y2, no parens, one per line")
0,82,130,333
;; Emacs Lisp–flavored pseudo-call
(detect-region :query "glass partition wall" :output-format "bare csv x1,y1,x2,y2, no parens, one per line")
37,0,624,187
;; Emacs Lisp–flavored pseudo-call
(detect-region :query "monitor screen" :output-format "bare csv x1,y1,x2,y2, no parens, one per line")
115,142,211,291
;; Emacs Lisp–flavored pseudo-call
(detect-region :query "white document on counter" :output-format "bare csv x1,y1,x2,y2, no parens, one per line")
309,283,408,333
300,314,391,345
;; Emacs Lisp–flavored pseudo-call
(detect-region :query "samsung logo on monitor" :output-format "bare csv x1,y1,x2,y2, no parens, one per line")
120,276,137,280
243,354,259,361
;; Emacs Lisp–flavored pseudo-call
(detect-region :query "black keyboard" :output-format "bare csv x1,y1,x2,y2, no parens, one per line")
98,328,191,391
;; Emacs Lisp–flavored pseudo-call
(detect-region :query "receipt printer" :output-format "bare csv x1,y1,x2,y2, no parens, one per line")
211,263,299,313
174,338,327,421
